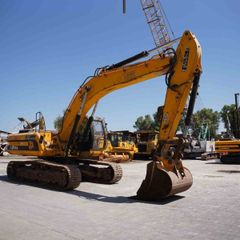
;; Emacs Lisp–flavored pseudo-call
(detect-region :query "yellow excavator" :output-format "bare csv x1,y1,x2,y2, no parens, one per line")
7,30,202,200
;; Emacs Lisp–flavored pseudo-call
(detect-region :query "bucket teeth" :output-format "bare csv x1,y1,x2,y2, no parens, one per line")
136,161,193,201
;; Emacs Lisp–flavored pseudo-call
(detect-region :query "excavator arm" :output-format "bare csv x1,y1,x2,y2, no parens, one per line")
137,31,202,200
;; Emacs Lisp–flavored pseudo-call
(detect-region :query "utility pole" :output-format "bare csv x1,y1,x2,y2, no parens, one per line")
123,0,126,14
234,93,240,138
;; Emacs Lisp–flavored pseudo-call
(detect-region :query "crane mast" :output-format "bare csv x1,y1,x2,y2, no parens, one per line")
140,0,174,49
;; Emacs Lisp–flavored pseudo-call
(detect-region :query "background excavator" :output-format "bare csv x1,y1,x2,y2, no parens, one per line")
7,30,202,200
0,112,46,156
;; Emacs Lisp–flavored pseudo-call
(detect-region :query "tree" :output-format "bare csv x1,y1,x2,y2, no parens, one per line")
134,108,220,139
220,104,240,138
133,114,156,131
53,110,66,131
54,115,63,131
190,108,220,139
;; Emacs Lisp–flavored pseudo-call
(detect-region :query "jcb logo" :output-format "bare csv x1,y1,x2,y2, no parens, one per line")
182,48,190,71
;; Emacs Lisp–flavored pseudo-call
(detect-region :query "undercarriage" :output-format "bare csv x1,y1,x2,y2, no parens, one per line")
7,158,123,190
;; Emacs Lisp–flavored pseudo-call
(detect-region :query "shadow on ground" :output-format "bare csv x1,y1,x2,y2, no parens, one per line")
69,189,184,205
217,170,240,173
205,161,240,165
0,175,185,205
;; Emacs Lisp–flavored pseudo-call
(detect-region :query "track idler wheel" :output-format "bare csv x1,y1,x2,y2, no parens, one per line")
136,161,193,201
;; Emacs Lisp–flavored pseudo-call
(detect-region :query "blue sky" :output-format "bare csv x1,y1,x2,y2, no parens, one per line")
0,0,240,132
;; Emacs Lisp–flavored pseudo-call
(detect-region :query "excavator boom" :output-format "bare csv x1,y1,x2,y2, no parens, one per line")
59,52,171,144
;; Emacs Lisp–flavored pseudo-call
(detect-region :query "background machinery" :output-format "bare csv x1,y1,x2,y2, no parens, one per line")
182,123,216,160
134,130,158,159
17,112,46,133
215,93,240,163
107,130,138,161
7,30,202,200
0,130,10,156
1,112,46,156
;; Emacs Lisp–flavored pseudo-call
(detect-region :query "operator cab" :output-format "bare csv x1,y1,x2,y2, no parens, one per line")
74,116,107,152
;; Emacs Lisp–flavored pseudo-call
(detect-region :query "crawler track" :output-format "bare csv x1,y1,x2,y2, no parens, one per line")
78,159,123,184
7,160,81,190
6,158,122,190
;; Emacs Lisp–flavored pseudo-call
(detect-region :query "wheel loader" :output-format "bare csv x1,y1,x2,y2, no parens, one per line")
6,30,202,200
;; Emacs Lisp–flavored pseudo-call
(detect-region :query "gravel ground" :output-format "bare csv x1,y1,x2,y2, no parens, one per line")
0,155,239,240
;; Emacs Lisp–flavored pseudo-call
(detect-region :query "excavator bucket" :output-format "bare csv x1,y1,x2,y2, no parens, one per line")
136,161,193,201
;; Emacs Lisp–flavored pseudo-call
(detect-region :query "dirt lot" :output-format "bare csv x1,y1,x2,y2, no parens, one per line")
0,155,239,240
